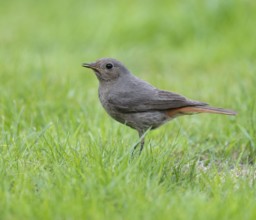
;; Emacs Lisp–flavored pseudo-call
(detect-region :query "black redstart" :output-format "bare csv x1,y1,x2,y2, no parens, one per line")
82,58,236,153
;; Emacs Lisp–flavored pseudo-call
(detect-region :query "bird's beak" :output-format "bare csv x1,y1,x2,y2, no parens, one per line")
82,62,97,70
82,63,91,68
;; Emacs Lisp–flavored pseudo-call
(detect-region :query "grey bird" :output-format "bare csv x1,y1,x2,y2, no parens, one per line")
82,58,236,153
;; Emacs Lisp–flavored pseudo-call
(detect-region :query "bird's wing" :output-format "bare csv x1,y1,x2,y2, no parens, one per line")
108,87,207,113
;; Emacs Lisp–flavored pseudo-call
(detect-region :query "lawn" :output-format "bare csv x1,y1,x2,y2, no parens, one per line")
0,0,256,219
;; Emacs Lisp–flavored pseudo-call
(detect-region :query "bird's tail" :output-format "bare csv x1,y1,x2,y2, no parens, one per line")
167,105,237,117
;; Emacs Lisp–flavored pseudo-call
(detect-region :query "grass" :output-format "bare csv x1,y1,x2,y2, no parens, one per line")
1,0,256,219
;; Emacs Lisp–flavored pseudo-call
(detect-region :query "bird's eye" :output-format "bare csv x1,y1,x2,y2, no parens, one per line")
106,63,113,69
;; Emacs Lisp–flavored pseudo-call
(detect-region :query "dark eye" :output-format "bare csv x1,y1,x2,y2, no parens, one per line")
106,63,113,69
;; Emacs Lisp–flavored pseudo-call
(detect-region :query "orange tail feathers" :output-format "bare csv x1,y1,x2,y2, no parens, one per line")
167,106,237,117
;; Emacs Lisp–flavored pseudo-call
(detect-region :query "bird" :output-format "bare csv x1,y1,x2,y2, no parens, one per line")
82,58,236,153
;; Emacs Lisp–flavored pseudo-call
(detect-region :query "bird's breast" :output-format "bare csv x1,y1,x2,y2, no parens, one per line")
99,87,116,113
98,87,127,125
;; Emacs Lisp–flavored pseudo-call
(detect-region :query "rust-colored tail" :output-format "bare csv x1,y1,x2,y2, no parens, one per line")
167,106,237,117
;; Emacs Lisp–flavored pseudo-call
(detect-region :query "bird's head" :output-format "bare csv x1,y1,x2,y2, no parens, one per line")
82,58,130,82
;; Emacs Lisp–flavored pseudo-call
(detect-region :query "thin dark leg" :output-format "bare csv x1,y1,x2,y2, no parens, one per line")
131,130,148,156
138,130,146,154
139,137,145,154
131,131,145,156
131,143,138,156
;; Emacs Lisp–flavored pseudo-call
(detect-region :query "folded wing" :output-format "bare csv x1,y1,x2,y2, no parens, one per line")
108,87,207,113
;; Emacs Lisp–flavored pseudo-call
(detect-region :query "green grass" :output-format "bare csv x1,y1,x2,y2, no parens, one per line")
1,0,256,219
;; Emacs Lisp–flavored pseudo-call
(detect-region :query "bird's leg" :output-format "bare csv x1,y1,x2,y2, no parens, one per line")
131,129,150,156
138,130,146,154
139,136,145,154
131,130,145,156
131,142,139,156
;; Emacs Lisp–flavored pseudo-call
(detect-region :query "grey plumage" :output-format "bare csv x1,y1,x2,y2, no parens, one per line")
82,58,236,153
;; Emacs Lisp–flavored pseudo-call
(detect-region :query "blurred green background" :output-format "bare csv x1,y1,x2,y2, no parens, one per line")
0,0,256,219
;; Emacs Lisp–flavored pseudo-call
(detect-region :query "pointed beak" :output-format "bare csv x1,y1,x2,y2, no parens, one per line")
82,63,100,74
82,62,93,68
82,63,98,70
